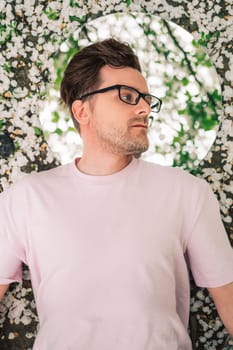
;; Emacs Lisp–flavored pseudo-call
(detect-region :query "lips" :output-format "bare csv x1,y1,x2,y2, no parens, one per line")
129,117,149,128
131,124,148,128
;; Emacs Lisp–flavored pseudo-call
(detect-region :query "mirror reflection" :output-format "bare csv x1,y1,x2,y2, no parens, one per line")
39,13,221,173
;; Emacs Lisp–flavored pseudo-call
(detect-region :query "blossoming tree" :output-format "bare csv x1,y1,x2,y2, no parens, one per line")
0,1,232,349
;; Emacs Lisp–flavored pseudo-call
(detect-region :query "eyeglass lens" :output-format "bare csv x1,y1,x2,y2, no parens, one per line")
119,87,138,105
119,86,160,112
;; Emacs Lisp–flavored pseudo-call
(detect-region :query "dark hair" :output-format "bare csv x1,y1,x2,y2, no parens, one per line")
60,38,141,132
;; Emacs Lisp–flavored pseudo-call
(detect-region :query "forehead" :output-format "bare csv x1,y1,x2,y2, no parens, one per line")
99,65,149,92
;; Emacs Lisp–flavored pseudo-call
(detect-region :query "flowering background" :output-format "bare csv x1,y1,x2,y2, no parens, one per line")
0,0,232,349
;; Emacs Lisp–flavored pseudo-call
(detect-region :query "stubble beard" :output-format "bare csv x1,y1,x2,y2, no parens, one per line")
94,124,149,157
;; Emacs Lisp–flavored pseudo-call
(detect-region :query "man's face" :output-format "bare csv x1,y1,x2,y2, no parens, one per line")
84,65,151,157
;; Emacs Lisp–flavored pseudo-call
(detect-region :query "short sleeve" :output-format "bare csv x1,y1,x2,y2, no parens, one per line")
0,242,22,284
0,183,27,285
186,182,233,288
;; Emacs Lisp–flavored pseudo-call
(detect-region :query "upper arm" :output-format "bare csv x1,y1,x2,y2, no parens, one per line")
186,182,233,288
208,282,233,337
0,284,9,301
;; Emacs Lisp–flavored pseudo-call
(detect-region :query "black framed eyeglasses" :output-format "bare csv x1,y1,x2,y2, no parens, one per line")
78,84,162,113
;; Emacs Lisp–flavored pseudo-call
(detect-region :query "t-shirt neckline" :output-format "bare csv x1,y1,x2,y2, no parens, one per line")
69,157,139,185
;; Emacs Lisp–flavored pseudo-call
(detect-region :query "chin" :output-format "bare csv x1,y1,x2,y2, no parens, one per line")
125,147,148,158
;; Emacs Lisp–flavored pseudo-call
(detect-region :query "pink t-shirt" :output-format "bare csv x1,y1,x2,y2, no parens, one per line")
0,158,233,350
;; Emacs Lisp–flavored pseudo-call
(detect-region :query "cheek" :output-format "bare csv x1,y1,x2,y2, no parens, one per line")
90,98,132,127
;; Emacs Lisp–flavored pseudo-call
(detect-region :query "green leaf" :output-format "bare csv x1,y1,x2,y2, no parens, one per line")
52,111,60,123
197,32,212,47
177,109,186,115
204,59,213,67
69,0,81,7
8,20,17,30
14,140,20,152
34,127,43,136
126,0,131,7
0,23,6,35
181,77,189,86
3,63,11,73
44,7,60,20
36,61,43,68
0,120,5,129
191,39,200,49
54,128,63,135
69,15,87,24
212,89,221,101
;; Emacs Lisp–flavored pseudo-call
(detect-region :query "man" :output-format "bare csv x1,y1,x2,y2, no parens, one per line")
0,38,232,349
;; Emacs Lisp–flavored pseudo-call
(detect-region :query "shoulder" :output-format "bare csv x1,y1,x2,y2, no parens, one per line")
0,162,73,199
26,162,72,183
138,159,207,189
136,160,215,215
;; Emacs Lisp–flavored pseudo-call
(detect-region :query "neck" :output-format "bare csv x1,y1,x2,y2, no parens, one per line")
76,152,133,176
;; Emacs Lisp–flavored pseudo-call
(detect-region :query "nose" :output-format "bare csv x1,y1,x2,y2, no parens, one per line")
135,96,151,116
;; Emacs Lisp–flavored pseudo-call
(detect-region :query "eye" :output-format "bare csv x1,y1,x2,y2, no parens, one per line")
121,92,134,103
120,87,137,104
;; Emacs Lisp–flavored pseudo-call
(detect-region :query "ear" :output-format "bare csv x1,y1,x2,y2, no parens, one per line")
71,100,89,126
